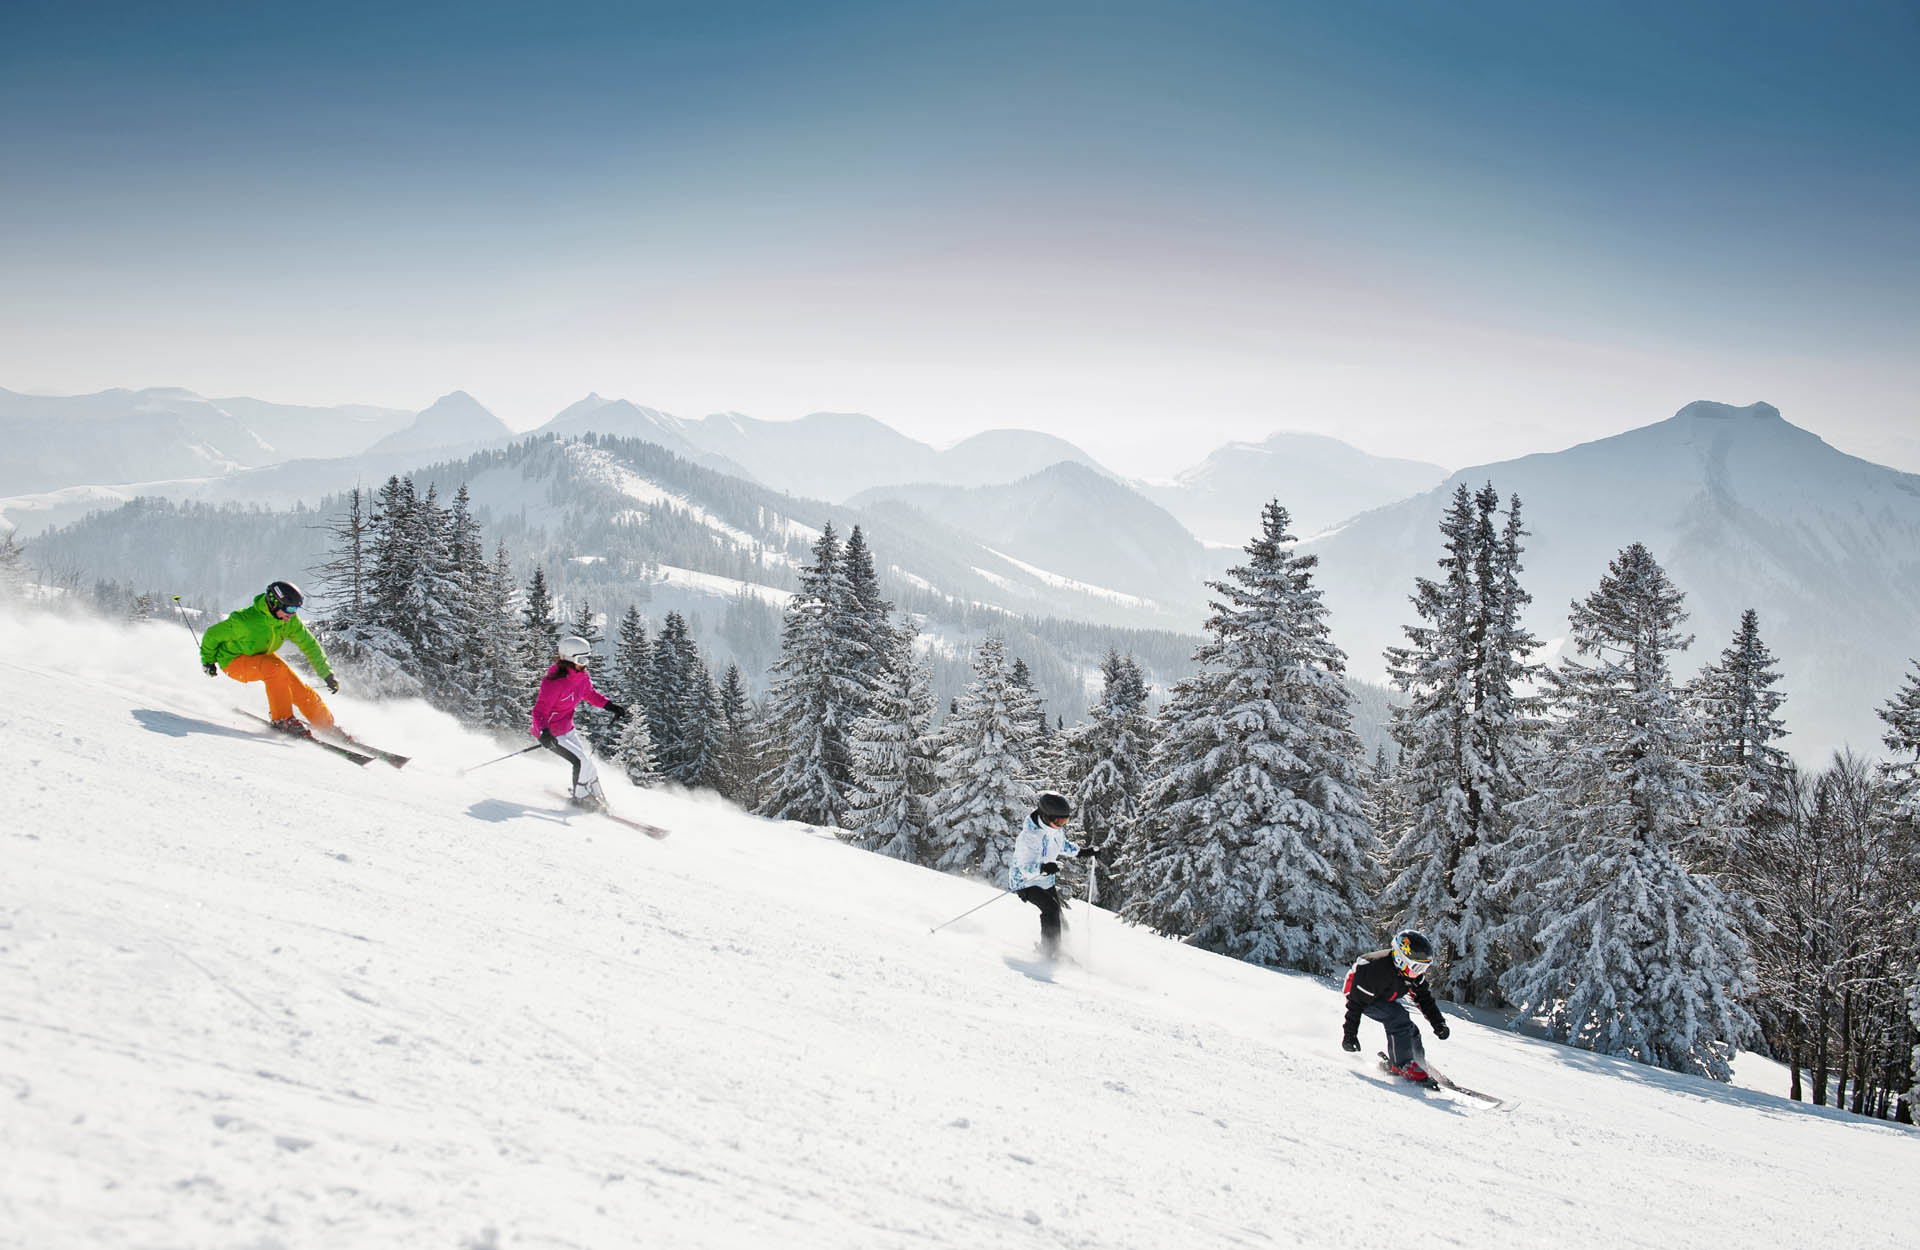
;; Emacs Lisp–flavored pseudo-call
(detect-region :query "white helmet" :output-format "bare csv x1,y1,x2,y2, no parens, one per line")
556,636,592,665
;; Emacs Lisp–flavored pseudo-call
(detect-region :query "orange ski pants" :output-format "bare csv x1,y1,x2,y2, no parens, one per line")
225,653,336,730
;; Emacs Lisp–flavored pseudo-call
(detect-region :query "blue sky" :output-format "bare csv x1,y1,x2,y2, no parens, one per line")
3,0,1915,473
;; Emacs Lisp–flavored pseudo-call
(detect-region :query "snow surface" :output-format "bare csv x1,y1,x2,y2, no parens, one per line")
981,548,1156,610
2,606,1914,1249
568,445,764,554
648,564,795,608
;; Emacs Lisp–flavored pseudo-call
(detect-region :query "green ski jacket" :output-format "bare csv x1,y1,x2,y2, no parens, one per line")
200,593,333,679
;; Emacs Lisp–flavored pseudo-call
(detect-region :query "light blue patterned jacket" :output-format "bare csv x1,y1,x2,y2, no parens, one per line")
1008,813,1080,891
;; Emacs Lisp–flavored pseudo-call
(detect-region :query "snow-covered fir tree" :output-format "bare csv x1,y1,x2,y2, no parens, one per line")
464,541,532,732
925,634,1041,882
442,484,487,686
1498,542,1757,1081
714,662,759,806
648,612,703,786
1380,484,1541,1005
1067,650,1154,910
682,658,725,792
844,620,939,863
840,524,893,719
1878,661,1920,816
519,566,561,674
1121,502,1379,974
1689,608,1792,865
758,523,865,827
613,707,662,788
311,484,423,698
0,530,27,596
611,606,654,732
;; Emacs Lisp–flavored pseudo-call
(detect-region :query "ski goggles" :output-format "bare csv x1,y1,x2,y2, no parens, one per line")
1399,958,1431,977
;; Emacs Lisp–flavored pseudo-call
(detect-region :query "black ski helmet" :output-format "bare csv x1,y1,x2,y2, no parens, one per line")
1036,791,1073,824
264,580,305,614
1392,929,1435,974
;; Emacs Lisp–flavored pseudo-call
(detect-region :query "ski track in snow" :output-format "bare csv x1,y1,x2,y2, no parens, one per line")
1,607,1914,1249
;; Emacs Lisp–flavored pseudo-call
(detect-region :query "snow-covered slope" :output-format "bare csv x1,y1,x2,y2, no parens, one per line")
3,607,1912,1248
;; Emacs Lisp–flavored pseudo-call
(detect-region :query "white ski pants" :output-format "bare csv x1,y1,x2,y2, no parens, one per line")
543,728,602,798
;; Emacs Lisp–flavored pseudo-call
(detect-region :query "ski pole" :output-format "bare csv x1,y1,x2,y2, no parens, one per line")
1085,857,1098,963
460,743,545,774
929,889,1014,935
170,594,203,649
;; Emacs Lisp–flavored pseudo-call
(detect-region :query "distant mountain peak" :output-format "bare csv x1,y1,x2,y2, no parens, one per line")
1672,400,1782,423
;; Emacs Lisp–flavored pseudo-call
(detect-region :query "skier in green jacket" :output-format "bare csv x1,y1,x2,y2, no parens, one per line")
199,580,339,735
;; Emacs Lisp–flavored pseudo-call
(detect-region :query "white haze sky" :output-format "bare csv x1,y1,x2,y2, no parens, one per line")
3,1,1917,477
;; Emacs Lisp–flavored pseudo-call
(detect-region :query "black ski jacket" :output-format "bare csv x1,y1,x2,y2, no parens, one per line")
1342,950,1446,1038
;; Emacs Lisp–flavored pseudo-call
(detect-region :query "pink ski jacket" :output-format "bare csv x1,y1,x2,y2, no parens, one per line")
529,664,609,738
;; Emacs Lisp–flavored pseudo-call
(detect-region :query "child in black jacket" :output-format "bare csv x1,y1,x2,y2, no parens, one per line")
1342,930,1451,1081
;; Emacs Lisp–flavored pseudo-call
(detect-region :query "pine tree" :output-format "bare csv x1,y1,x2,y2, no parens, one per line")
841,524,893,718
1877,661,1920,815
925,634,1039,881
647,612,697,784
758,523,863,826
845,620,939,862
313,481,423,697
715,662,759,806
443,484,487,693
1380,484,1541,1005
1069,650,1154,910
612,606,654,728
1690,608,1793,866
1122,502,1378,974
520,566,560,674
613,710,663,788
468,541,531,731
1499,543,1757,1080
0,529,26,596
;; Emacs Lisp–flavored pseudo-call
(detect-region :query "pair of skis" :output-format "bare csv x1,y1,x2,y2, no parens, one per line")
1378,1053,1517,1112
548,790,670,840
235,709,409,768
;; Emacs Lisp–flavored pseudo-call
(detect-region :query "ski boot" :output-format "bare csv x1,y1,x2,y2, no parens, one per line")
268,716,312,738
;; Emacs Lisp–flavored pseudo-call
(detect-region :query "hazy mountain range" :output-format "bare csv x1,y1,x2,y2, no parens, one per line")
1308,401,1920,761
6,384,1914,758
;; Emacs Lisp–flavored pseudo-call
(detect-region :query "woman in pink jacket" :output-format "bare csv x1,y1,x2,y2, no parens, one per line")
531,635,629,810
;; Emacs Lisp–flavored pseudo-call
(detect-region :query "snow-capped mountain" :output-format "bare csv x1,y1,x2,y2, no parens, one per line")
3,608,1910,1248
537,405,1120,503
0,386,412,499
851,462,1212,617
363,390,514,458
208,395,414,462
1308,401,1920,761
537,394,750,477
0,387,272,495
1143,431,1448,544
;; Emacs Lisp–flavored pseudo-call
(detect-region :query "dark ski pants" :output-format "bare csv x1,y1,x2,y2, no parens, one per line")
1016,886,1065,956
1363,999,1427,1069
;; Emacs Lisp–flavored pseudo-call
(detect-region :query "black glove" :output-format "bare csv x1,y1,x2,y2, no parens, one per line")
324,674,340,694
1077,844,1105,859
1040,861,1060,874
603,701,629,719
539,729,557,747
1434,1022,1450,1040
1342,1034,1361,1053
203,661,218,677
